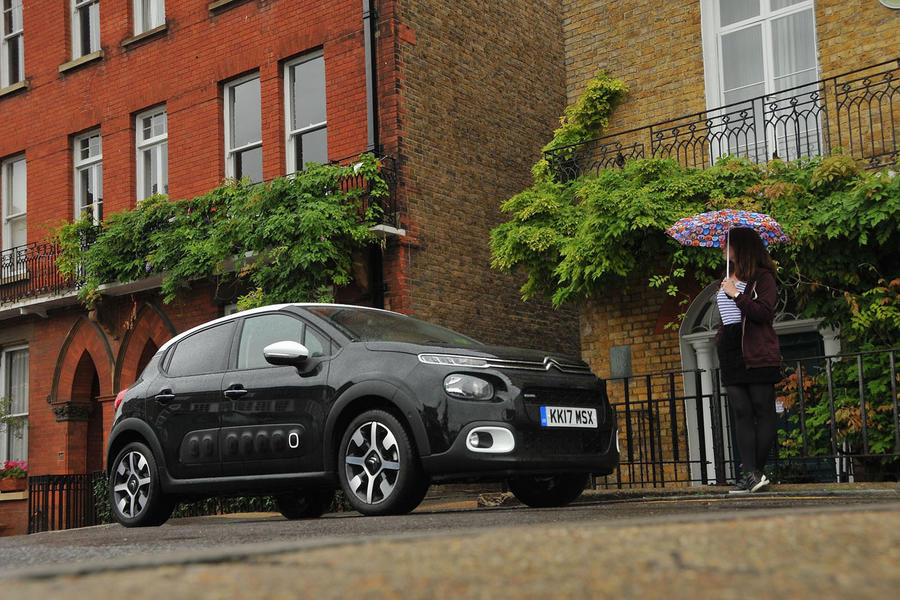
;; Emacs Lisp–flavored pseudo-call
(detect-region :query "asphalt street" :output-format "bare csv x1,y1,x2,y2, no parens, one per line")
2,486,899,598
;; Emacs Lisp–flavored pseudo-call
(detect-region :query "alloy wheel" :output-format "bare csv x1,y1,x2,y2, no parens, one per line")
113,450,152,519
343,420,401,505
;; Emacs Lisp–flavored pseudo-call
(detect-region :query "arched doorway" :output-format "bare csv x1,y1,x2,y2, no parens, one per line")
678,282,840,483
71,350,104,473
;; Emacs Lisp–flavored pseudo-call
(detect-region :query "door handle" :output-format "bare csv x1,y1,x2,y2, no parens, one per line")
155,390,175,402
224,387,248,398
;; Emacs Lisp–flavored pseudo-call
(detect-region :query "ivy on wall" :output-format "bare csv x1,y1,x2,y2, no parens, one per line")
56,154,387,310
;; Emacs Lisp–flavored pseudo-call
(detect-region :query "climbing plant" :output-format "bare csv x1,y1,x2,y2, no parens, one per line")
56,154,388,310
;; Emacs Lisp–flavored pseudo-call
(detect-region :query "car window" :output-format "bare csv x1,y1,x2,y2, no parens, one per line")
166,322,235,377
307,306,482,346
238,314,304,370
303,326,328,358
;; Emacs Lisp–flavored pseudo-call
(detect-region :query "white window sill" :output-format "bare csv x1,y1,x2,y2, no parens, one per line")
0,79,28,99
208,0,253,12
122,23,168,48
59,50,105,74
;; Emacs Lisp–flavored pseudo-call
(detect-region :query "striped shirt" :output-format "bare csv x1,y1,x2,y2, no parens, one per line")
717,280,747,325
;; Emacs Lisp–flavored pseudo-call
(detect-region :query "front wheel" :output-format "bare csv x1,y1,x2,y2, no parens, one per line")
508,473,588,508
338,409,428,516
109,441,175,527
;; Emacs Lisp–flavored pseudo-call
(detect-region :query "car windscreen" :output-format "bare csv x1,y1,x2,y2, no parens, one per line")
307,307,483,347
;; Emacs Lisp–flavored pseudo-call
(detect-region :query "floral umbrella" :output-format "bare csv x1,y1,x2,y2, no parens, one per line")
666,209,790,277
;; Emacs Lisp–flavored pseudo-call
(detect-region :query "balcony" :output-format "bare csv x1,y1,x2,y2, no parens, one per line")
546,59,899,181
0,154,400,312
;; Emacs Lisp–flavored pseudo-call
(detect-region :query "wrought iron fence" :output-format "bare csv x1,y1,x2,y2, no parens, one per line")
595,347,900,489
27,472,104,534
0,239,78,306
547,58,900,181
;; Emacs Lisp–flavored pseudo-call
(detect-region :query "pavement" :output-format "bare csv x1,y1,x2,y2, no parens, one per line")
2,482,899,599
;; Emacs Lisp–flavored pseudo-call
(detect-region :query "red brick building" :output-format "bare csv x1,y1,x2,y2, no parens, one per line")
0,0,576,535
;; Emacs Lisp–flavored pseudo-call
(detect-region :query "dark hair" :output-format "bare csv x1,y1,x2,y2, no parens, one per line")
729,227,776,281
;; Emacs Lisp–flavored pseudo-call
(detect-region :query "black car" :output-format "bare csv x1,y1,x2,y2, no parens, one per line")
106,304,619,526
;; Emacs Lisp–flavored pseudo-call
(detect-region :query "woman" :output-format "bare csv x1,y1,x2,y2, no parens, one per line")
716,227,782,494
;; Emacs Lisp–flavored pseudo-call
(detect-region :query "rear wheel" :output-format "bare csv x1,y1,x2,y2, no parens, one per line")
275,488,334,519
508,473,588,508
338,409,428,515
109,441,175,527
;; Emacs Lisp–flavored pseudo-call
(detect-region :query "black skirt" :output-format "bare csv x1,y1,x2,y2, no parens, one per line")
716,323,781,386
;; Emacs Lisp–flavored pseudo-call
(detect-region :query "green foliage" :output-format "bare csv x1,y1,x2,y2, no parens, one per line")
492,151,900,350
532,72,629,183
56,156,387,308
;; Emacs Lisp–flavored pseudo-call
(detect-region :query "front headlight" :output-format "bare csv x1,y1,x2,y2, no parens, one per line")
444,374,494,400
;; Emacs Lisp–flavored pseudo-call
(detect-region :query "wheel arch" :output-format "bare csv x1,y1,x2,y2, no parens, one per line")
106,418,167,476
324,381,431,472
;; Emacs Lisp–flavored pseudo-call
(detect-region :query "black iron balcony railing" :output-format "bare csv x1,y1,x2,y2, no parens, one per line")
0,154,399,308
547,59,900,181
0,239,78,306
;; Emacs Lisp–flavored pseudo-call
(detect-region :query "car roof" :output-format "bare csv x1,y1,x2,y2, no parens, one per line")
157,303,399,353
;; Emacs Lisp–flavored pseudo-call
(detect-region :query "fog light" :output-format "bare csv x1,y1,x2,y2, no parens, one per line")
468,431,493,449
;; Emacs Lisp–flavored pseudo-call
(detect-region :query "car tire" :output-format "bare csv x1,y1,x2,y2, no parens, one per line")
275,488,334,519
338,409,428,516
508,473,588,508
109,441,175,527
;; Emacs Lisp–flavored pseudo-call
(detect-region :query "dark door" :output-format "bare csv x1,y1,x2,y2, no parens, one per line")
149,321,235,479
220,312,332,476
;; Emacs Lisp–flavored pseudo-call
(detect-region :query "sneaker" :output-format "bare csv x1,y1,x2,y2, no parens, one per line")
750,472,770,493
729,474,750,494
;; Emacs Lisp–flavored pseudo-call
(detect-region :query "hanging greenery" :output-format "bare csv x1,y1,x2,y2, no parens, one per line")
56,154,388,310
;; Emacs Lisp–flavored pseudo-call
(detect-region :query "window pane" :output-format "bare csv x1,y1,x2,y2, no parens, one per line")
9,216,26,247
6,348,28,414
300,128,328,170
719,0,759,27
291,57,327,130
235,146,262,183
160,142,168,194
230,77,261,148
237,314,304,370
142,148,157,197
79,169,93,214
303,327,327,358
167,322,235,377
771,9,817,91
770,0,805,10
8,158,25,214
721,25,764,95
89,2,100,52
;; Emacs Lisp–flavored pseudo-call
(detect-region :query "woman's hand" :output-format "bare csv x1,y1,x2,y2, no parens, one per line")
721,277,740,299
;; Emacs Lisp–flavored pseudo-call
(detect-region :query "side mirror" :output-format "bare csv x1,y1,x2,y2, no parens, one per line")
263,341,310,367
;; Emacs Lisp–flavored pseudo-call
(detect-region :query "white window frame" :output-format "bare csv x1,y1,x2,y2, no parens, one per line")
700,0,819,111
0,345,29,463
71,0,100,59
284,52,328,173
133,0,164,36
1,0,24,88
1,154,26,252
699,0,819,162
224,72,262,182
136,107,168,201
74,130,103,223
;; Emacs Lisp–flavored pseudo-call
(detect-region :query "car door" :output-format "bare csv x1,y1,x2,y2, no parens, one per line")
149,321,235,479
220,312,333,476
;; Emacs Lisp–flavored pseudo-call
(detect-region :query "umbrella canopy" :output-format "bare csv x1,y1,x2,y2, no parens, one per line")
666,209,789,248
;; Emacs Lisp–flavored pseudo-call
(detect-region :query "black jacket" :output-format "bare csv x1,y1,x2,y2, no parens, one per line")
716,269,782,368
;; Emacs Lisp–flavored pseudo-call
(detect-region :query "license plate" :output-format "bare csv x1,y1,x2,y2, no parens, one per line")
540,406,598,429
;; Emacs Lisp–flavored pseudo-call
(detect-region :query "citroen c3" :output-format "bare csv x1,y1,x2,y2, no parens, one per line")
106,304,619,526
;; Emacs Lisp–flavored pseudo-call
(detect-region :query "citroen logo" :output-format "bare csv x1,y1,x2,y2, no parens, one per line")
543,357,563,372
365,451,382,474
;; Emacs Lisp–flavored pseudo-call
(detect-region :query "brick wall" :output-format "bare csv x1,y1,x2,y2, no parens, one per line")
815,2,900,78
0,495,28,537
0,0,370,243
394,0,581,354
